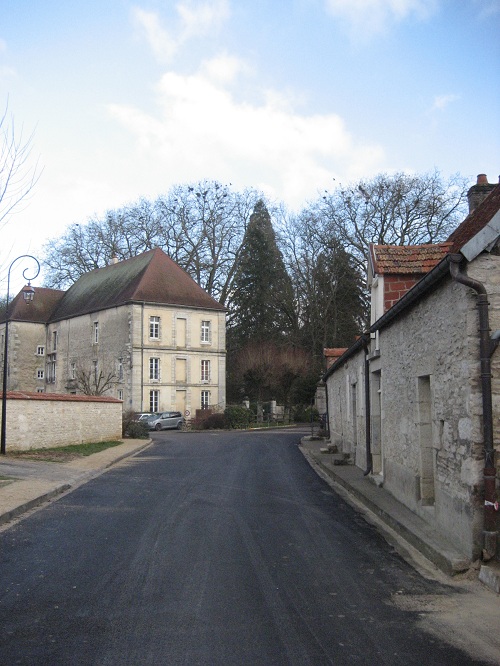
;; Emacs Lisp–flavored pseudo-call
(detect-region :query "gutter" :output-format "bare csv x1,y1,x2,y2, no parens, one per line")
449,254,499,561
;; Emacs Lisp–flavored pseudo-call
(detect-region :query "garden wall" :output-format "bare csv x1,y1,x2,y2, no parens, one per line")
0,392,122,451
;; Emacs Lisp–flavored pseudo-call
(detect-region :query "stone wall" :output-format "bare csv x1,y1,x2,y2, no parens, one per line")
326,346,368,469
0,321,47,393
326,251,500,560
0,392,122,451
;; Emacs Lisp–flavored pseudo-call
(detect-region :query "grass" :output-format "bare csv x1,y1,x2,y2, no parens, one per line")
7,440,124,462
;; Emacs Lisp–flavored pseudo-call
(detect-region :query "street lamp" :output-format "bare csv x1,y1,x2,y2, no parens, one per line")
1,255,40,455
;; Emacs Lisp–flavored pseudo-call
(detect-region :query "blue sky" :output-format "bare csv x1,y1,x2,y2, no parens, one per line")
1,0,499,288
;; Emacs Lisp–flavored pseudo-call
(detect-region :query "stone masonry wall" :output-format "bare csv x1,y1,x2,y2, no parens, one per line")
326,348,367,469
379,253,500,559
0,392,122,451
326,252,499,560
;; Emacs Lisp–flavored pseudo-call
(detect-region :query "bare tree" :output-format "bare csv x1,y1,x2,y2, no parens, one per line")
280,208,365,362
73,358,118,396
0,100,41,232
229,341,314,416
43,181,263,308
316,170,468,273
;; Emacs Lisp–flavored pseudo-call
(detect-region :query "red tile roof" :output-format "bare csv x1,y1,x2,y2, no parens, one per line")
447,183,500,252
370,242,452,276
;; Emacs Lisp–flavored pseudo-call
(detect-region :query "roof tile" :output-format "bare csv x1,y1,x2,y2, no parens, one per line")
447,183,500,252
371,243,452,276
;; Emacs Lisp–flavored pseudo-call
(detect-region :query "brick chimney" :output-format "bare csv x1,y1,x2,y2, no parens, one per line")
467,174,496,213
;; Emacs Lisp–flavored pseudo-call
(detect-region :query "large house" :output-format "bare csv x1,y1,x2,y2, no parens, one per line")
0,249,226,417
324,175,500,563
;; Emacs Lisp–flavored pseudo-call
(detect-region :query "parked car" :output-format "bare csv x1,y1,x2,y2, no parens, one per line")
135,412,155,422
148,411,185,431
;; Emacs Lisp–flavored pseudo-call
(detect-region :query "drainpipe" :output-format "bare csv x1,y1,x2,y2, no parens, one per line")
449,254,499,560
361,335,372,476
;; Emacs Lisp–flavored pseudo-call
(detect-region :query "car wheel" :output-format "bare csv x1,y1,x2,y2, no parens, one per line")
177,421,183,430
155,423,162,431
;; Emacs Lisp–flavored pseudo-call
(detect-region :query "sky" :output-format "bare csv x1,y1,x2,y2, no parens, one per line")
0,0,499,292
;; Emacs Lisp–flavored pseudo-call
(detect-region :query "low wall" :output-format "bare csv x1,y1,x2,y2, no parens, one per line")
0,391,123,451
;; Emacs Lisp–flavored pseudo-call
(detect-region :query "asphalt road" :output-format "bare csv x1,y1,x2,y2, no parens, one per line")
0,429,488,665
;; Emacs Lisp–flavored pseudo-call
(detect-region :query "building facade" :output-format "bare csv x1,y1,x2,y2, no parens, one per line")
324,176,500,562
1,249,226,417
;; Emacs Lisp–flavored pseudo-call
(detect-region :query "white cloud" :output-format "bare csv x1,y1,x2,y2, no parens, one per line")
132,8,178,62
132,0,230,63
432,93,460,111
177,0,230,38
200,53,251,85
107,57,384,209
473,0,500,19
324,0,437,37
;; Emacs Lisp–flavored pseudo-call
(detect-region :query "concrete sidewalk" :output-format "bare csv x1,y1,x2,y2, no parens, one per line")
299,437,500,593
0,439,151,527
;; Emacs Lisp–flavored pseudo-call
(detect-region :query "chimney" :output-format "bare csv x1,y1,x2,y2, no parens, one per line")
467,174,496,213
109,255,119,265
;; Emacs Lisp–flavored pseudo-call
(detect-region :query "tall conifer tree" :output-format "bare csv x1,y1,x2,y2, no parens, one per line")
228,200,296,349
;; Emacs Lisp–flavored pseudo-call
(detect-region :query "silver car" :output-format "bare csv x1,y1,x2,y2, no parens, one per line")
149,411,185,431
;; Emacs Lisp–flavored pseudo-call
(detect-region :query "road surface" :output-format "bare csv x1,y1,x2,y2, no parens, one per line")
0,428,493,665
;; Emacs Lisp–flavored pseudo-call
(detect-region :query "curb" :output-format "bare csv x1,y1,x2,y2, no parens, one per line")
0,439,152,527
0,484,71,526
299,442,470,577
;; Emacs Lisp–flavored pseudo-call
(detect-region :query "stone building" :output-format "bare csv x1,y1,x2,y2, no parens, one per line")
324,175,500,563
1,249,226,417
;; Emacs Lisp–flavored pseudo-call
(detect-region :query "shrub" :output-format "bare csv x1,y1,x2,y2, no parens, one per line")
201,412,227,429
122,410,150,439
224,405,253,429
292,405,319,423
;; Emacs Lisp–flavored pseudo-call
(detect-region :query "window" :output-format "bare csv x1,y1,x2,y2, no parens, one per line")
201,360,210,383
201,390,210,410
36,388,44,393
37,369,44,379
70,362,76,380
52,331,58,351
47,353,56,383
149,357,160,381
36,345,45,356
149,316,160,339
150,390,159,412
118,358,123,381
93,360,98,384
201,320,211,344
118,389,124,401
93,321,99,344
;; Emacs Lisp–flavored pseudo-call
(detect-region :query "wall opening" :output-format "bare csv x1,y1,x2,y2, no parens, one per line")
371,370,382,474
418,375,435,506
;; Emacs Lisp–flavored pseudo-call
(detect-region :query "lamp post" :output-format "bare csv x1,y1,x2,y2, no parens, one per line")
1,255,40,455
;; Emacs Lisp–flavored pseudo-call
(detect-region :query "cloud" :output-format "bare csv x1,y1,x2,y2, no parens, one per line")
473,0,500,19
432,93,460,111
132,0,230,62
107,57,384,209
324,0,438,38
